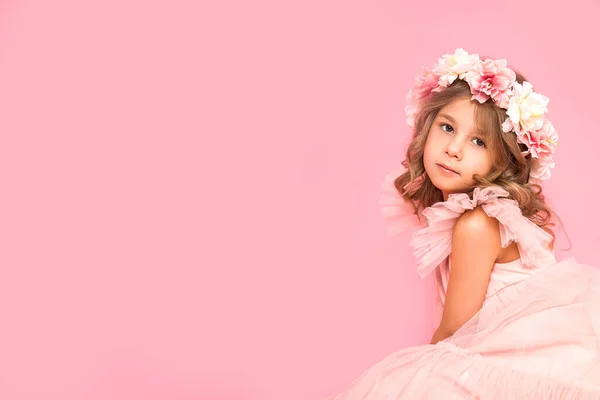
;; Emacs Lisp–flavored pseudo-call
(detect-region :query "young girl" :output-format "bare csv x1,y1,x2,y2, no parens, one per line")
329,49,600,399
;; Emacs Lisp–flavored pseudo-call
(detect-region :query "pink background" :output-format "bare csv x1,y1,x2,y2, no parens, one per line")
0,1,599,399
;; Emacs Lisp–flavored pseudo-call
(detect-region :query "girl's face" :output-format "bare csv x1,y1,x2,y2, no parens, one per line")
423,97,494,200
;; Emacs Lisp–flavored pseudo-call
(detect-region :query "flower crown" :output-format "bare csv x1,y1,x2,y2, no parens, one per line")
405,48,558,181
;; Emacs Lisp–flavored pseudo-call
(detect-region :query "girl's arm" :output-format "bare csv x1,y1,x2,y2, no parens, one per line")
430,207,502,344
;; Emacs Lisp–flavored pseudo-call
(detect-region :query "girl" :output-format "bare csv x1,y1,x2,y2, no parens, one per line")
329,49,600,399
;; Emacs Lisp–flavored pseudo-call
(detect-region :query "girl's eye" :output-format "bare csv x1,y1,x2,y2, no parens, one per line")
472,138,486,147
440,123,454,133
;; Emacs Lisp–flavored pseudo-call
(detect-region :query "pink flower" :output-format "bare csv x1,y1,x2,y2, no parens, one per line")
413,68,441,99
405,68,441,128
465,58,516,108
405,90,419,128
518,119,558,159
514,119,557,181
530,156,555,181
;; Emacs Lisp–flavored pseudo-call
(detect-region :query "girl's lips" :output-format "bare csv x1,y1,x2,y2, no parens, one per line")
437,164,459,175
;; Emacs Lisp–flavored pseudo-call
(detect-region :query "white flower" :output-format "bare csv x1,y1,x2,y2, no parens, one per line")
432,48,480,88
505,81,549,134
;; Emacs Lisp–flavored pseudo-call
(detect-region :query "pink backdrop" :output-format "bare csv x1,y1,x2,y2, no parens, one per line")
0,1,598,399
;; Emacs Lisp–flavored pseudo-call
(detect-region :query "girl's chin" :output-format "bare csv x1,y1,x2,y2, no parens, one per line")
431,181,468,197
429,178,458,191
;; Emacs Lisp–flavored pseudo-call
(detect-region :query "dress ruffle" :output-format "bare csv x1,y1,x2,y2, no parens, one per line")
329,259,600,399
378,165,423,236
380,178,555,277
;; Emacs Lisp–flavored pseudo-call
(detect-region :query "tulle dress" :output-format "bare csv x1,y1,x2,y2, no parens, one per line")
329,167,600,399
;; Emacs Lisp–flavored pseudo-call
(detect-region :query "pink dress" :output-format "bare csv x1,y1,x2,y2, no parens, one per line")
329,167,600,399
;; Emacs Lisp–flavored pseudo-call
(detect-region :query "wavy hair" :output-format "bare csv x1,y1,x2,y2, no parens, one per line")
395,74,563,247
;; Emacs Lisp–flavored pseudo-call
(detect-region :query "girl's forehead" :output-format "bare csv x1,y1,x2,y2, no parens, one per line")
437,99,478,123
440,97,477,112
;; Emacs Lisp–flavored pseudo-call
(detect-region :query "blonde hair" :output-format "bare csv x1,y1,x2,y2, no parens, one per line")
396,73,561,247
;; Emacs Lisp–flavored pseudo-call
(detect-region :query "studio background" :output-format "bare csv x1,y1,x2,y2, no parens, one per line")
0,1,598,399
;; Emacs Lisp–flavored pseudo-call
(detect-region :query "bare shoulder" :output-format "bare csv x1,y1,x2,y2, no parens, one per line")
455,206,499,235
453,206,502,250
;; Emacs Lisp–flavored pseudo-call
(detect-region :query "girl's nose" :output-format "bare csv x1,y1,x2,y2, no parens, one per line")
445,137,463,160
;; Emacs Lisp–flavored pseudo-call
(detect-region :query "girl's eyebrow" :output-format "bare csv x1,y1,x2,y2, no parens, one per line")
438,113,456,123
438,112,484,136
